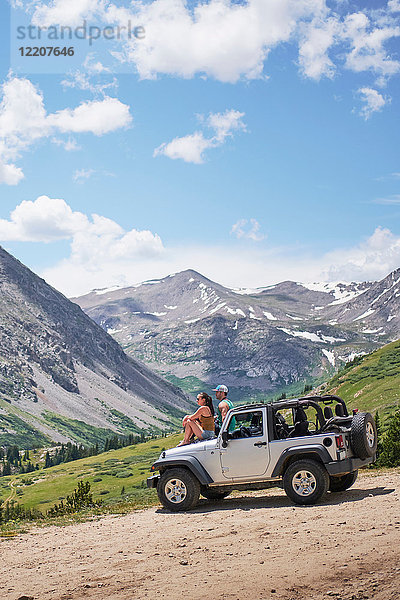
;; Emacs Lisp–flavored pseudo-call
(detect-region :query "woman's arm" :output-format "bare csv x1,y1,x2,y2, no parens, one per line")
185,406,210,422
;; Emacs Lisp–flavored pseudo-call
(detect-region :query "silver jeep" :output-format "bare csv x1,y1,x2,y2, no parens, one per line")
147,395,377,511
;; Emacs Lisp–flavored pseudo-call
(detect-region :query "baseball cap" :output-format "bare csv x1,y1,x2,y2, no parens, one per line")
212,384,228,393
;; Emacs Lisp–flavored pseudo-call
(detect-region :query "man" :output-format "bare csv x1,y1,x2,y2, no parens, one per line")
213,384,236,433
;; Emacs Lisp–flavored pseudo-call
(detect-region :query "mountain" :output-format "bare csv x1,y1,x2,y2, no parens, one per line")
0,246,191,448
73,269,399,402
324,339,400,417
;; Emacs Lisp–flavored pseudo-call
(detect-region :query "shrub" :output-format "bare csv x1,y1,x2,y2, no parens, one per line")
47,480,102,517
378,410,400,467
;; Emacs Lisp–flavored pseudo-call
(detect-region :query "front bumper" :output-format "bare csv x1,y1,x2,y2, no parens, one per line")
147,474,160,489
325,455,375,475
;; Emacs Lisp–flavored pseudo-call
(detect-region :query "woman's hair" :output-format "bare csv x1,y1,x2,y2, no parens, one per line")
198,392,214,416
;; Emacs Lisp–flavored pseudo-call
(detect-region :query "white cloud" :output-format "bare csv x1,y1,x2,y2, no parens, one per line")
373,194,400,205
0,196,164,294
231,219,265,242
3,196,399,295
73,168,95,182
0,159,24,185
154,109,246,163
20,0,400,93
52,137,81,151
0,196,88,242
342,12,400,81
357,87,388,119
0,75,132,184
47,97,131,135
321,227,400,282
298,17,339,80
61,64,117,95
31,0,104,27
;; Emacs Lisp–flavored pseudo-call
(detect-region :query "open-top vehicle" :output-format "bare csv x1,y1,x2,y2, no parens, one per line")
147,395,377,510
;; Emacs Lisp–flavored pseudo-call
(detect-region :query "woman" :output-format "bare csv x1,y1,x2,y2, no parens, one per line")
177,392,215,446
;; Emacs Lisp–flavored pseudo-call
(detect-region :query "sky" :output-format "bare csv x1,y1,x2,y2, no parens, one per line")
0,0,400,297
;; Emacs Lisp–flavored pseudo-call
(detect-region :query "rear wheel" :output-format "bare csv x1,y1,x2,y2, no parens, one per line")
201,488,231,500
283,459,329,505
329,470,358,492
157,468,200,512
351,413,377,459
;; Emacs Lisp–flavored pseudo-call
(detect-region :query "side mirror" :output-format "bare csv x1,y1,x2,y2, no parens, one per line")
221,431,228,448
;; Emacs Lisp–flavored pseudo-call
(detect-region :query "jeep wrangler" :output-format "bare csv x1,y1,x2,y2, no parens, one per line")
147,395,377,511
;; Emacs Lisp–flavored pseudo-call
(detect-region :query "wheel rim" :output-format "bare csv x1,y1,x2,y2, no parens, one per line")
366,422,375,448
292,470,317,496
165,478,187,504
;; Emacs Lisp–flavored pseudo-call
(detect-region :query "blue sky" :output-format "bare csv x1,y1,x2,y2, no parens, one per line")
0,0,400,296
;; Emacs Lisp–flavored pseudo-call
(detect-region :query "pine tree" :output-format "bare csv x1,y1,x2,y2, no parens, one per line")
45,451,53,468
379,411,400,467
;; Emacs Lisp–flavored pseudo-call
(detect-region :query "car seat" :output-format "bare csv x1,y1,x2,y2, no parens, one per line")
335,404,345,417
289,407,310,437
324,406,334,420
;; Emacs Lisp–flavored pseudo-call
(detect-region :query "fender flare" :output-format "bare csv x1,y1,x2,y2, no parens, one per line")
271,444,332,478
152,456,214,485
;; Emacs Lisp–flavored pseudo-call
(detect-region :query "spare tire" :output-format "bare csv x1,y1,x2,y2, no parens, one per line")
350,412,377,459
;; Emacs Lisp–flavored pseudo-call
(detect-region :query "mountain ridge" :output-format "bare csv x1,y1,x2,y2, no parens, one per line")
0,246,191,447
73,267,400,402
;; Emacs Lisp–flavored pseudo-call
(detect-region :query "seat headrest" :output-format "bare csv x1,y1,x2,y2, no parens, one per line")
335,404,345,417
295,407,308,422
324,406,334,419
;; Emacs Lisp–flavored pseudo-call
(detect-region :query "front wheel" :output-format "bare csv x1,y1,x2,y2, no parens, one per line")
329,470,358,492
283,459,329,505
157,468,200,512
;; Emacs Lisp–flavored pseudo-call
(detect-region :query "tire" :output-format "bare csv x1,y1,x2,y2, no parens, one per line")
157,468,200,512
201,488,231,501
283,459,329,505
329,470,358,492
350,412,377,459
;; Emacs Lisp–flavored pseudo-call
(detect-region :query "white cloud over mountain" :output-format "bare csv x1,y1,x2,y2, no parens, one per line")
154,109,246,163
0,75,132,184
1,196,399,296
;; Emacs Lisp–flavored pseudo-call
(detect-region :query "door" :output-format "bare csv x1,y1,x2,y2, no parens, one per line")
220,409,270,479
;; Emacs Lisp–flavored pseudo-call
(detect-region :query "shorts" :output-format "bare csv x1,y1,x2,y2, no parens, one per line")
201,429,216,441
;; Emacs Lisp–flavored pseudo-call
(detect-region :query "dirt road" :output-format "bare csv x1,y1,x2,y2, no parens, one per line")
1,470,399,600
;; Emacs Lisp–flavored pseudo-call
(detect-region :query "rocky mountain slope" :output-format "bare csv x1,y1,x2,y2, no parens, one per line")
0,246,191,448
73,268,399,402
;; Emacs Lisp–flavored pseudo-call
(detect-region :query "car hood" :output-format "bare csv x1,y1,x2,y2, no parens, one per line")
160,439,218,460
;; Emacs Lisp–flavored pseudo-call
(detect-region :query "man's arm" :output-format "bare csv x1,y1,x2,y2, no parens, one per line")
218,400,230,423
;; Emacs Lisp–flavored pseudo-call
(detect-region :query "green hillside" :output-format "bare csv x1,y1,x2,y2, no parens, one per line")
0,434,181,514
325,339,400,417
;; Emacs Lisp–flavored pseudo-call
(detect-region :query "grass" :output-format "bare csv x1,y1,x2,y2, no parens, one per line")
0,433,182,514
0,402,51,448
42,411,119,446
326,339,400,417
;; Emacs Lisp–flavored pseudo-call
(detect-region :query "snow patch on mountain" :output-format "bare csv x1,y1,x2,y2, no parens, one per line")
278,328,345,344
226,307,246,317
353,308,375,321
302,281,370,305
322,349,335,366
264,311,277,320
232,285,276,295
94,285,122,295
